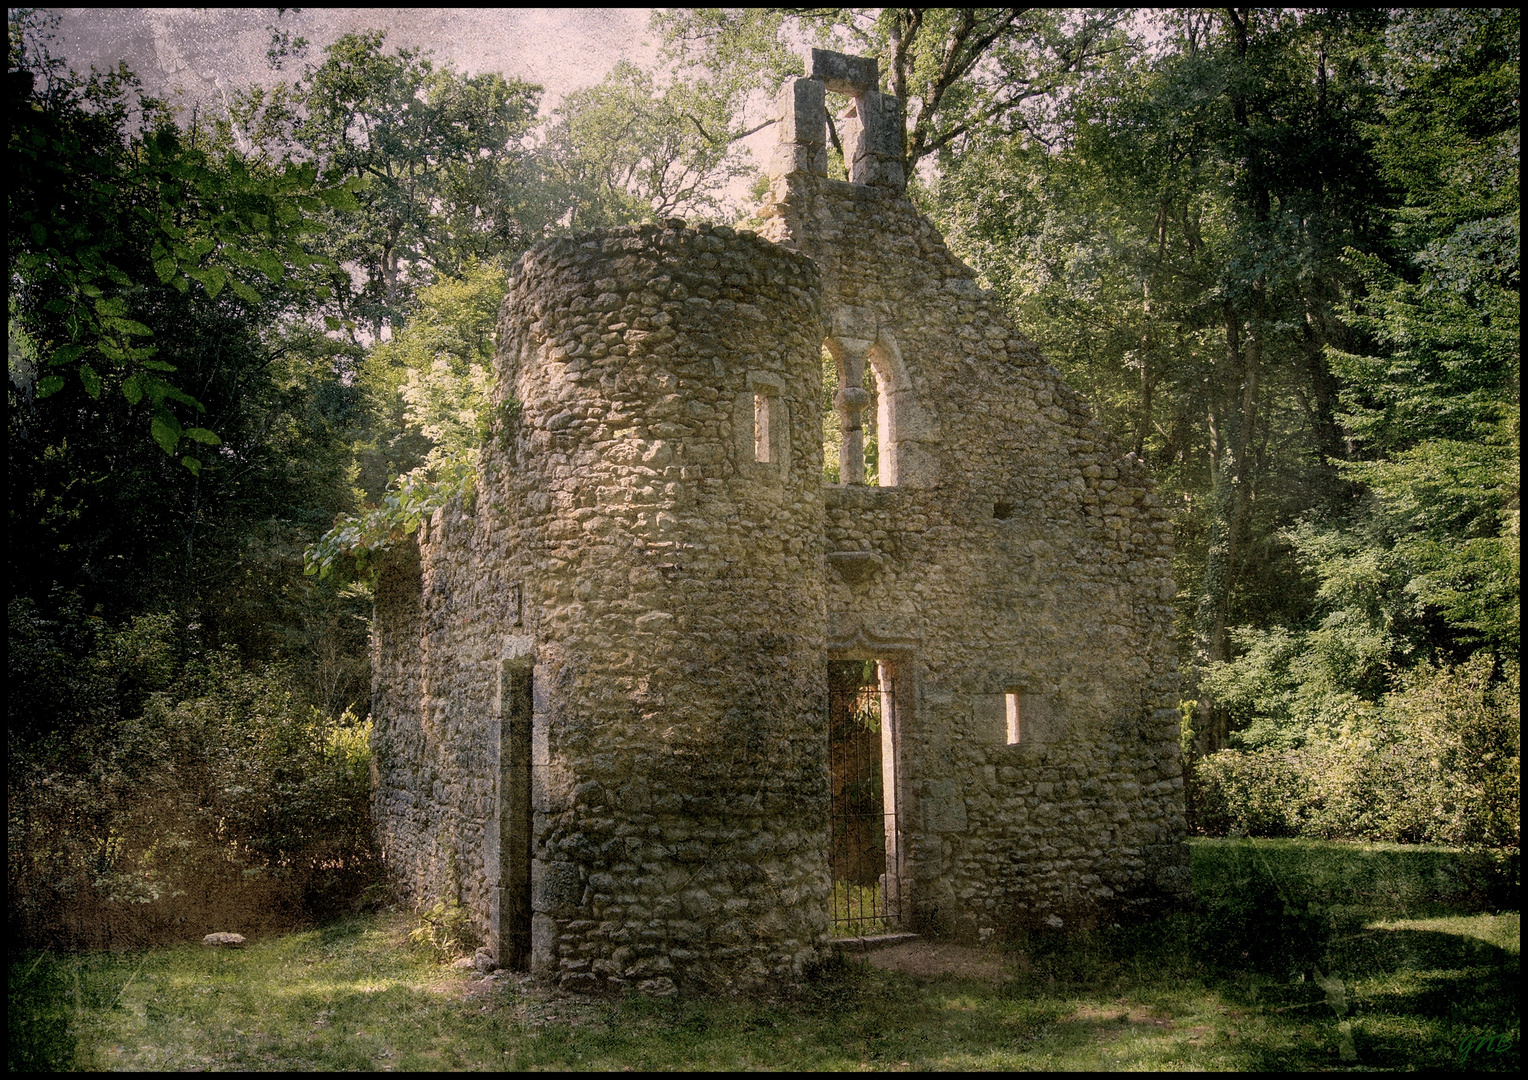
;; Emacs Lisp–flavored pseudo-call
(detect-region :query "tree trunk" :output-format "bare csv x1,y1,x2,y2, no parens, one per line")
1135,280,1154,458
1193,7,1269,755
1194,295,1263,753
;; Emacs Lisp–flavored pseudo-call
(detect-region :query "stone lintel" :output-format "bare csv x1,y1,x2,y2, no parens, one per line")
811,48,879,95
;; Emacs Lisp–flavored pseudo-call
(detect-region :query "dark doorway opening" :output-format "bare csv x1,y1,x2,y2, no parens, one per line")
827,658,902,935
495,664,533,968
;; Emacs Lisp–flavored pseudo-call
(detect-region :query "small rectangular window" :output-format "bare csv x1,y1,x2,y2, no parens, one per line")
1005,691,1022,745
754,393,773,463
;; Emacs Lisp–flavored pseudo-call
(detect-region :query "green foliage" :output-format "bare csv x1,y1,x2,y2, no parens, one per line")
10,284,369,670
7,600,379,949
1188,9,1519,772
226,30,545,334
924,7,1517,765
9,15,372,725
356,261,506,492
304,464,474,582
1192,655,1519,847
306,262,507,581
542,60,755,230
1320,9,1521,666
820,345,842,483
827,882,894,938
656,9,1132,172
405,843,479,961
8,10,345,467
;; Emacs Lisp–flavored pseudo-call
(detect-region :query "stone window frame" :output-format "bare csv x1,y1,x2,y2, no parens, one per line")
824,329,920,488
974,685,1057,753
770,52,906,190
740,370,789,482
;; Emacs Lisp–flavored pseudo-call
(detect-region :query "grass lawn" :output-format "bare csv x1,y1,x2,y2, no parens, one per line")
10,838,1519,1071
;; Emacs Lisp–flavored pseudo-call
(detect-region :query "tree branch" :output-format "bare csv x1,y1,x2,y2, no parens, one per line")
920,83,1045,156
910,8,1024,165
684,112,776,145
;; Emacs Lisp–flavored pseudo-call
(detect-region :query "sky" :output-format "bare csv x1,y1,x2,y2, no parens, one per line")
33,8,661,118
31,8,780,210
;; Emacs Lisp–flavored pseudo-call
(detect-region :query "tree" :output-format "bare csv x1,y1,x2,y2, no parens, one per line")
1318,7,1519,663
8,9,348,471
227,30,545,336
541,60,755,230
9,14,370,707
305,261,506,582
655,8,1132,174
927,9,1405,750
8,26,382,946
354,260,506,499
1203,8,1519,748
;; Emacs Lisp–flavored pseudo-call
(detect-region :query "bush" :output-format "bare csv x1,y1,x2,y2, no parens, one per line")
8,600,380,949
1189,750,1308,838
1189,656,1519,848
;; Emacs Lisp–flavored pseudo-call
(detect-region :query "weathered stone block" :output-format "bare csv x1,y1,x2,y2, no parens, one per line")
776,77,827,148
811,49,879,95
533,861,582,916
922,779,969,833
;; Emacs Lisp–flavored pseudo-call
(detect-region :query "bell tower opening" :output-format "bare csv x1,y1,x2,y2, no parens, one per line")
769,49,906,193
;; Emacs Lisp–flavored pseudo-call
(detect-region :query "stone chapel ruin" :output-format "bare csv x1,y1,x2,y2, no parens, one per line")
372,51,1190,995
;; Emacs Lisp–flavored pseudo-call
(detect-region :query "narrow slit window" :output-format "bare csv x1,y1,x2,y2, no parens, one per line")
754,392,773,463
1006,691,1022,745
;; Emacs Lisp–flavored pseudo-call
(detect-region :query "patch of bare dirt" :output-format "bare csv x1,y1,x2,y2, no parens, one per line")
858,940,1014,981
1071,1004,1174,1027
1067,1004,1208,1046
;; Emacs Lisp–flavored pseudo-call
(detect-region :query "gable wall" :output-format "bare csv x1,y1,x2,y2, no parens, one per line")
760,173,1189,933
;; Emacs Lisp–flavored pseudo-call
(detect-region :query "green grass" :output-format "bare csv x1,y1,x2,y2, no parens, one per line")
10,838,1519,1071
830,880,897,937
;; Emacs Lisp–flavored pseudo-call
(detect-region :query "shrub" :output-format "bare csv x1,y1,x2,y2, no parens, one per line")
408,899,481,962
1190,750,1308,838
1189,656,1519,848
8,601,380,949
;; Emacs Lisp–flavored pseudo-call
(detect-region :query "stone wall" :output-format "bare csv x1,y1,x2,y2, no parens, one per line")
371,51,1189,996
753,164,1190,933
374,222,834,993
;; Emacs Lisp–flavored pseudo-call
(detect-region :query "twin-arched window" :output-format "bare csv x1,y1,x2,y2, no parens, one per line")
823,332,915,487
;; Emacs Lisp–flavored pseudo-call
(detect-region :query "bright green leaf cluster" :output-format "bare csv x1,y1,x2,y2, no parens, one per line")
304,457,476,582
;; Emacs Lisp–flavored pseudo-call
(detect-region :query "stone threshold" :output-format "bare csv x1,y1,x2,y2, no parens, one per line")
831,931,920,951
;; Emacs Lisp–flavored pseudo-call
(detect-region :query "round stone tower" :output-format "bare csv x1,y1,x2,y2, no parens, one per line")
480,220,828,993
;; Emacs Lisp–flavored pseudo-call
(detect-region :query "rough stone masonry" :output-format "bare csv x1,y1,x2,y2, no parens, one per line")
371,49,1190,995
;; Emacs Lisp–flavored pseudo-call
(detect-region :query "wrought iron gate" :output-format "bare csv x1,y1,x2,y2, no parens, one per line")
828,660,901,935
